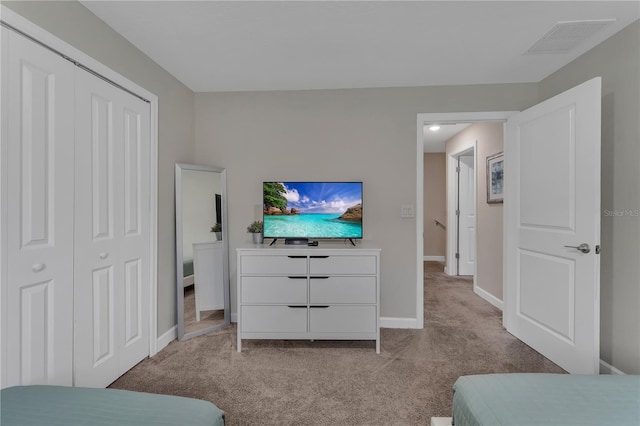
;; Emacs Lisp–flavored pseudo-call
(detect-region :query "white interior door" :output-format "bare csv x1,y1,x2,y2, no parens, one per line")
1,28,75,387
505,77,601,374
74,68,150,387
457,154,476,276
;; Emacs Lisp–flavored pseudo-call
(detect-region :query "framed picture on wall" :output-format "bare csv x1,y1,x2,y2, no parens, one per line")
487,152,504,204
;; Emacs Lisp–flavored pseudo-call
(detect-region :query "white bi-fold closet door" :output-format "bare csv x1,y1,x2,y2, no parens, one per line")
1,27,150,389
2,26,75,388
73,57,151,387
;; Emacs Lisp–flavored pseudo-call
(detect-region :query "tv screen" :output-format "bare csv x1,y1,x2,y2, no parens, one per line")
263,182,363,239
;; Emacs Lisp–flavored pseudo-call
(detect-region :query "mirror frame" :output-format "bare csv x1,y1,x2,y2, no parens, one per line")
175,163,230,340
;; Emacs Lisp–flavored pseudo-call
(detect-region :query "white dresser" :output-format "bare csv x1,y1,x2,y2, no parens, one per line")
237,245,381,353
193,241,225,321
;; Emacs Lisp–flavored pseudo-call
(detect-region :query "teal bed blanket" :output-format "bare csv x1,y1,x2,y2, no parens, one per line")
1,385,225,426
452,374,640,426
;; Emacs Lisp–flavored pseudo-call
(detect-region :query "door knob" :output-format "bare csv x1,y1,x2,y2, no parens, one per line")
32,263,46,272
564,243,591,254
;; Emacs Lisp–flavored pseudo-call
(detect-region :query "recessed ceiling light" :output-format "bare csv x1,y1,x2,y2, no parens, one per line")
429,125,441,132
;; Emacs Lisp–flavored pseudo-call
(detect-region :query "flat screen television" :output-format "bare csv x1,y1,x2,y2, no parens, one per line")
263,181,363,242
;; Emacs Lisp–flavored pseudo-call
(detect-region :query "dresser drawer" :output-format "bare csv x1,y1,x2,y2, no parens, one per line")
241,306,308,333
241,276,307,304
309,255,376,275
309,276,376,304
240,255,307,275
309,305,376,333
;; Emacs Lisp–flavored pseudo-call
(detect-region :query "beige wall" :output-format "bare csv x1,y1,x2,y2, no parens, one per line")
423,154,446,257
195,85,539,320
3,1,196,336
445,123,504,302
539,20,640,375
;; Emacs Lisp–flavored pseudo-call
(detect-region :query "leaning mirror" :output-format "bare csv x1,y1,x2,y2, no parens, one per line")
175,163,230,340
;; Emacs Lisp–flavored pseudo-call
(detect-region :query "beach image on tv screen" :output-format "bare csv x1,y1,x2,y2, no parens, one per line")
263,182,362,239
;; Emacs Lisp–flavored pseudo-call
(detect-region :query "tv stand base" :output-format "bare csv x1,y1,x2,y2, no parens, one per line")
285,238,309,245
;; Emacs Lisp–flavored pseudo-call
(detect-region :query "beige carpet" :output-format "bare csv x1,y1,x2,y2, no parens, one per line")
110,262,564,425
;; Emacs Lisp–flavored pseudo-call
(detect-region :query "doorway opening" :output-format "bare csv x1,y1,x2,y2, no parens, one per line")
416,111,515,329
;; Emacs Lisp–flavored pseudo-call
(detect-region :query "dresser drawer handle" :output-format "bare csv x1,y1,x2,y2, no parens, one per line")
310,305,330,309
310,276,329,279
287,276,307,280
310,256,329,259
287,305,307,308
287,256,307,259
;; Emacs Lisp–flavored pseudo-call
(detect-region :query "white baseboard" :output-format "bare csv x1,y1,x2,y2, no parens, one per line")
431,417,452,426
231,312,238,323
380,317,418,329
424,256,446,262
156,325,177,352
473,285,503,311
600,359,626,375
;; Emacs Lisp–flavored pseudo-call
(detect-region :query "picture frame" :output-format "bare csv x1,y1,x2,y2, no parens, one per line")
486,152,504,204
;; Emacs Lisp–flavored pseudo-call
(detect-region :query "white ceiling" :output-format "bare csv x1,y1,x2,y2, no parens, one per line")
80,1,639,93
423,123,472,153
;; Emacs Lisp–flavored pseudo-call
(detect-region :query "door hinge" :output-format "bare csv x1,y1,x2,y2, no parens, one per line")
595,245,601,255
455,210,460,216
455,253,460,259
456,166,460,173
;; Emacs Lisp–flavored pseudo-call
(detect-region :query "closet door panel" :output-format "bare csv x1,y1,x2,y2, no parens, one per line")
1,29,75,387
92,266,116,365
90,94,115,240
124,108,141,236
74,71,121,387
118,95,150,373
124,258,142,343
74,68,150,387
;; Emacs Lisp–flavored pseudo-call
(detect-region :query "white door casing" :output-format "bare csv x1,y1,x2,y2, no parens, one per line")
73,68,150,388
458,154,476,276
504,77,601,374
1,28,75,387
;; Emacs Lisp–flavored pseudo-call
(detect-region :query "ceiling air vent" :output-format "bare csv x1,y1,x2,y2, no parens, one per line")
525,19,616,55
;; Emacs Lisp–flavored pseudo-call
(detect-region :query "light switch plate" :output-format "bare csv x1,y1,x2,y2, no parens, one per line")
401,204,414,218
